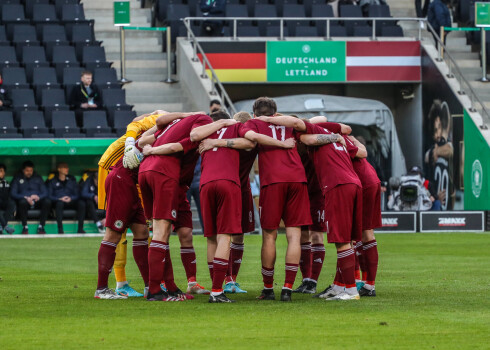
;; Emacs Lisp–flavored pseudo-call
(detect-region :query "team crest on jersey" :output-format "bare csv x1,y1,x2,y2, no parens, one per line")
114,220,123,229
171,210,177,218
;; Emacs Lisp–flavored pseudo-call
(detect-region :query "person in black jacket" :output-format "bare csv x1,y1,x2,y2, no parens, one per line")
0,73,12,111
10,161,52,234
0,164,15,234
428,0,452,45
81,172,104,233
69,70,102,126
48,162,86,234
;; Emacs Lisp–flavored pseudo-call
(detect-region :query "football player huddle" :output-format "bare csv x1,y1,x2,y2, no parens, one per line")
94,96,380,303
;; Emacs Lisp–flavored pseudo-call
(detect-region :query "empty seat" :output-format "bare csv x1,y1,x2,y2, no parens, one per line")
41,88,69,125
51,45,77,63
329,25,348,37
246,0,268,17
82,46,110,69
93,68,120,89
11,89,37,117
380,25,404,37
0,111,19,136
1,4,28,25
41,24,68,44
1,67,29,89
225,5,251,26
353,25,372,37
275,0,298,17
82,110,111,136
32,67,59,86
51,110,79,136
54,0,79,17
303,0,327,17
25,0,50,18
102,89,132,110
339,5,368,36
62,66,83,85
32,4,59,24
22,46,48,65
283,4,307,34
11,24,38,44
61,132,85,138
265,26,289,37
254,4,278,36
294,25,318,37
19,111,50,137
61,4,86,22
112,110,137,133
70,23,95,43
312,4,338,34
0,25,9,46
0,46,19,69
236,25,260,37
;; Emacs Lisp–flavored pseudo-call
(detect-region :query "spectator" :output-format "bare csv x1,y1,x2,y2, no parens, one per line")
209,99,221,114
0,72,12,111
415,0,430,18
48,162,86,234
81,172,104,233
69,70,102,126
359,0,387,16
428,0,451,44
0,164,15,234
200,0,226,36
10,161,51,234
186,157,204,229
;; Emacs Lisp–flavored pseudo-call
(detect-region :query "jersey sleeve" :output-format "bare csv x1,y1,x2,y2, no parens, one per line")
303,120,326,135
317,122,341,134
190,114,213,129
179,137,199,154
125,113,159,139
239,120,258,137
343,136,359,159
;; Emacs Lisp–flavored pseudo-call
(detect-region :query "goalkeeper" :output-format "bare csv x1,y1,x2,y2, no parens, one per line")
97,110,166,297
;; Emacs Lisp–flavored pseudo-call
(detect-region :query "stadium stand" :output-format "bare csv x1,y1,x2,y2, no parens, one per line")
0,0,132,138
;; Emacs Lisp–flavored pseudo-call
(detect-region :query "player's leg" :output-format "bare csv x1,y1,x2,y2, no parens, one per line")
54,200,65,234
94,227,126,299
113,231,140,296
281,226,301,301
224,233,247,293
258,228,277,300
209,234,234,303
128,222,150,297
293,228,312,293
307,230,325,294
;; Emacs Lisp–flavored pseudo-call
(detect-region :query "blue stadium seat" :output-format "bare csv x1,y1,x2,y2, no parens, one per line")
2,67,29,89
0,45,19,69
0,111,21,137
51,110,80,136
19,110,51,137
82,110,112,137
339,4,368,36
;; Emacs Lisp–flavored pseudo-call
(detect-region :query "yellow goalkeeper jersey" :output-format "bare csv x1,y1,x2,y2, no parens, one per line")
97,113,162,209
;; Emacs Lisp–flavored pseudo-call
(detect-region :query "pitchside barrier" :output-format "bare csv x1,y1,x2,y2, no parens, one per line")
375,211,487,233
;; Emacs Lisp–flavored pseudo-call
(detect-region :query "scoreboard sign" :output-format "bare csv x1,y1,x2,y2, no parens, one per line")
420,211,485,232
475,2,490,27
375,212,417,233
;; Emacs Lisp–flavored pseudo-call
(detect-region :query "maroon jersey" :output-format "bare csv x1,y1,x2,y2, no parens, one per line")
299,148,322,196
303,121,361,194
342,135,380,187
178,138,200,187
238,148,258,190
240,119,306,187
200,123,242,188
139,114,211,179
316,122,341,134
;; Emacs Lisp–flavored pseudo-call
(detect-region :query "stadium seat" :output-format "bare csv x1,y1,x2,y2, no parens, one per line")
11,89,38,117
0,111,20,136
82,110,112,136
352,25,372,37
51,110,80,136
303,0,327,17
54,0,79,18
93,68,120,90
339,4,368,36
380,25,404,37
235,25,260,37
11,24,38,44
283,4,307,35
102,89,132,111
329,25,348,37
61,4,87,23
155,0,184,23
41,24,68,44
19,110,50,137
265,25,289,38
26,132,54,138
275,0,299,17
62,66,83,86
41,88,69,125
1,4,28,25
112,110,137,134
294,25,318,37
31,67,59,86
311,4,337,35
61,132,85,138
1,67,29,89
82,46,111,69
254,4,278,36
22,46,50,80
225,5,251,26
0,46,19,69
32,4,59,24
25,0,49,18
70,23,97,44
0,25,9,46
246,0,269,17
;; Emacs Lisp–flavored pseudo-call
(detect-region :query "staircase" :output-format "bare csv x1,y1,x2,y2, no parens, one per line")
82,0,198,115
388,0,490,114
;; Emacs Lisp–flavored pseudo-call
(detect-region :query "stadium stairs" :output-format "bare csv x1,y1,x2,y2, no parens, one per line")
83,0,198,114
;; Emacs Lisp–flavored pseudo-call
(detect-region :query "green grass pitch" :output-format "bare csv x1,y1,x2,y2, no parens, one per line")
1,233,489,349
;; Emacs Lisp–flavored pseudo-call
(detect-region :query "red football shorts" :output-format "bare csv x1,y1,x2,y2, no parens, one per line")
362,183,382,230
173,185,193,231
200,180,242,237
138,170,179,221
308,190,327,232
105,169,146,233
259,182,311,230
324,183,362,243
241,188,255,233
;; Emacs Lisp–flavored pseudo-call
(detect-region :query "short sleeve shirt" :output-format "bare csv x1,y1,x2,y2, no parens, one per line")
240,119,306,187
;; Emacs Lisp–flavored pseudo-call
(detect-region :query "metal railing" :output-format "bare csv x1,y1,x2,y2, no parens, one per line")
428,23,490,129
118,26,175,84
183,16,426,41
182,20,237,115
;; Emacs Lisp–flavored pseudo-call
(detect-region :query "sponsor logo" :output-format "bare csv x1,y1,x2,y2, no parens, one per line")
234,259,242,264
438,218,466,227
191,259,197,264
114,220,123,229
314,258,323,263
171,210,177,218
382,218,398,227
472,159,483,198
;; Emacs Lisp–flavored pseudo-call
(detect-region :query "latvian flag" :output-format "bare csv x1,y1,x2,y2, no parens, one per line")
346,41,421,82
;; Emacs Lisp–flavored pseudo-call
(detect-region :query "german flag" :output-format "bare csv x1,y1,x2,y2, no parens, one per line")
198,42,266,82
